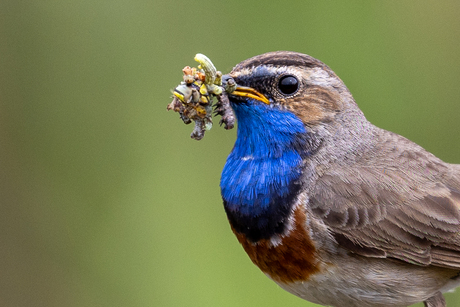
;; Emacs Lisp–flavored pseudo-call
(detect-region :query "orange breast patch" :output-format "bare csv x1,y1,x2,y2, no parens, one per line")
233,207,320,283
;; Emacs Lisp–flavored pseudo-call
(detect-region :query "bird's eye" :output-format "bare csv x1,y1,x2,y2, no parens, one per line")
277,75,299,95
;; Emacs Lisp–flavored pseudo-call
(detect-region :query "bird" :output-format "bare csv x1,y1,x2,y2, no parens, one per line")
219,51,460,307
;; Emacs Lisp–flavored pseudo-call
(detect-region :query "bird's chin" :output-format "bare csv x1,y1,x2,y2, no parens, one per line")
227,97,271,108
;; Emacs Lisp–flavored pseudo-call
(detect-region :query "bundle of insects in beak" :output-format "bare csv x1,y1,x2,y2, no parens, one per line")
167,54,236,140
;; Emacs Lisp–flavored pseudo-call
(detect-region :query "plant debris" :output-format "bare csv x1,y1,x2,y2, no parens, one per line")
167,54,236,140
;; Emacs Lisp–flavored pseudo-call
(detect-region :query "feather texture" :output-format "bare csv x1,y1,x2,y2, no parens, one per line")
219,51,460,307
309,130,460,268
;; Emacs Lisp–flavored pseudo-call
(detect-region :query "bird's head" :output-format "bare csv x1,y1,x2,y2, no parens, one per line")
225,51,358,131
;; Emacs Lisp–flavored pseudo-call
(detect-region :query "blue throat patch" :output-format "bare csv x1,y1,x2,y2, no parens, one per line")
220,100,313,242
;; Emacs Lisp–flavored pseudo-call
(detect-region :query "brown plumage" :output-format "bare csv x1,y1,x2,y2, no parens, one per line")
221,51,460,307
233,206,320,283
310,128,460,267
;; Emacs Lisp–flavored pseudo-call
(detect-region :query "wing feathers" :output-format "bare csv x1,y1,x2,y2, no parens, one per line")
431,247,460,268
310,131,460,268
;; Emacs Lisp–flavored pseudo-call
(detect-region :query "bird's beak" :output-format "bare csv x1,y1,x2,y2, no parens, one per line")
231,86,270,104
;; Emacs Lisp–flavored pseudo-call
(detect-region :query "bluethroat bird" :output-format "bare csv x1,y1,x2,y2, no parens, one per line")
220,51,460,307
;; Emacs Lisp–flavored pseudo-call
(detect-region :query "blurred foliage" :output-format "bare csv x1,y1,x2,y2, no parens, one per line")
0,1,459,306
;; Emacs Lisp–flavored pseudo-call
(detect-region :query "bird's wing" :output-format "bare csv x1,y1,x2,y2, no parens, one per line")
310,131,460,268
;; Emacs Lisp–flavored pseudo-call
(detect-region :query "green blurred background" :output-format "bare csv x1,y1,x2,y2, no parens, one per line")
1,1,459,306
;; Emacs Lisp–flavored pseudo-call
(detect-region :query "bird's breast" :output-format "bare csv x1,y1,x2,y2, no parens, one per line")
232,205,321,283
